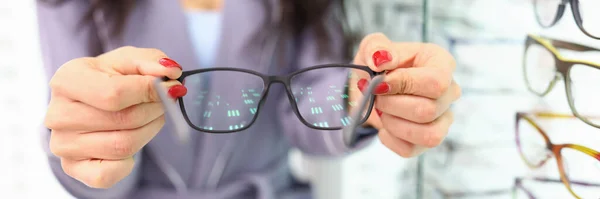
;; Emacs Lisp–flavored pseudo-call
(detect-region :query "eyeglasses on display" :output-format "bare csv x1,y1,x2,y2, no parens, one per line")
533,0,600,39
523,34,600,128
512,177,600,199
515,112,600,199
426,176,600,199
158,64,382,134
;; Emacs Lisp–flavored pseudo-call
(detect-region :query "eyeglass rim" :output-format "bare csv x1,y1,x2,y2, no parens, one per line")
522,34,600,128
533,0,600,40
514,112,600,198
175,64,380,134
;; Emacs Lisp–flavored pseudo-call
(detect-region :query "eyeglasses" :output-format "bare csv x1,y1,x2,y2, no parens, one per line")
160,64,381,134
512,177,600,199
425,176,599,199
533,0,600,39
523,34,600,128
515,112,600,199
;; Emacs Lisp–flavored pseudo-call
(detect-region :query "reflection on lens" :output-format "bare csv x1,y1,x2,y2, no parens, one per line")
517,117,552,167
290,67,372,129
569,64,600,126
561,147,600,199
534,0,562,27
524,44,557,95
180,70,265,132
577,0,600,38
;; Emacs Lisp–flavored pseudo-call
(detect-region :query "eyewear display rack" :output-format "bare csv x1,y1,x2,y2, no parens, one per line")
415,0,430,198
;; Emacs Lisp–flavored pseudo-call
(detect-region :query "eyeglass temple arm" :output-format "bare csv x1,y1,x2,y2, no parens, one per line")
529,177,600,187
343,75,385,147
551,39,600,52
154,78,190,144
528,112,600,120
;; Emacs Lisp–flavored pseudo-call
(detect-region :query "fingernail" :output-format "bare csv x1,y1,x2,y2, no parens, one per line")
159,58,182,70
373,50,392,67
357,78,368,93
375,108,383,117
168,85,188,99
373,82,391,95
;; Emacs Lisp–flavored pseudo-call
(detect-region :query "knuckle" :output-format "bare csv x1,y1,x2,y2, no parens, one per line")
87,167,116,188
396,72,415,94
428,75,450,99
424,127,445,148
44,108,63,130
50,58,95,91
414,101,437,123
110,133,136,158
100,81,124,111
141,47,167,60
118,46,138,53
60,159,78,179
49,132,67,157
453,82,462,100
111,106,139,127
397,145,416,158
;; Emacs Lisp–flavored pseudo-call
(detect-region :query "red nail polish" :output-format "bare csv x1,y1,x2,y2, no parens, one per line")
159,58,182,70
168,85,187,98
372,50,392,67
357,78,368,93
375,109,383,117
373,82,390,94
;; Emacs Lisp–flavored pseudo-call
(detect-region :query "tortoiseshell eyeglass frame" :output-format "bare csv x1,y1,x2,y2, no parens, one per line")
515,112,600,199
523,34,600,128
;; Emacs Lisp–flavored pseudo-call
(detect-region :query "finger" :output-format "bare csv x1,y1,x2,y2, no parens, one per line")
97,46,183,79
354,33,403,72
373,66,454,98
50,115,165,160
375,81,460,123
378,128,428,158
61,158,135,189
51,61,183,111
390,42,456,70
381,110,454,148
45,96,164,132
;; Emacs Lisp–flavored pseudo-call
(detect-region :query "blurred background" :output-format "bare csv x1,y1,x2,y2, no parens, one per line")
1,0,599,198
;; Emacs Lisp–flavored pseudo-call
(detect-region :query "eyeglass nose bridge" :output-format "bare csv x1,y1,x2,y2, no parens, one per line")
265,75,290,83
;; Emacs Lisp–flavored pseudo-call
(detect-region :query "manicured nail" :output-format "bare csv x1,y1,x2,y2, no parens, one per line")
375,109,383,117
357,78,368,93
168,85,187,99
373,82,391,94
159,58,182,70
372,50,392,67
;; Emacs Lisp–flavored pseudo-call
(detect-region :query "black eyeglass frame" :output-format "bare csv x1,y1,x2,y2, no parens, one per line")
533,0,600,40
172,64,382,134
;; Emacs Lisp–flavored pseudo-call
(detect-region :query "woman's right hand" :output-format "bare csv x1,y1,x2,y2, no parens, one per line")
44,46,188,188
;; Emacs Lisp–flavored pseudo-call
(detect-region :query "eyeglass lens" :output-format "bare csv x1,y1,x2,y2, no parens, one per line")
517,117,600,198
568,64,600,126
516,117,552,168
179,67,373,132
534,0,562,27
523,43,557,95
560,148,600,198
576,0,600,38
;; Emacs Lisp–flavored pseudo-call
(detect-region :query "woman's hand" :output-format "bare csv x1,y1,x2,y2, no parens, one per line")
44,46,188,188
352,33,461,158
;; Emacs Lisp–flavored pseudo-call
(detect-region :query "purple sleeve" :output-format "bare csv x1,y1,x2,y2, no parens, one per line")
36,1,141,197
277,8,376,156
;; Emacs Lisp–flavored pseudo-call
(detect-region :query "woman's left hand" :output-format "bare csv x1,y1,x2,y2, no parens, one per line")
352,33,461,158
